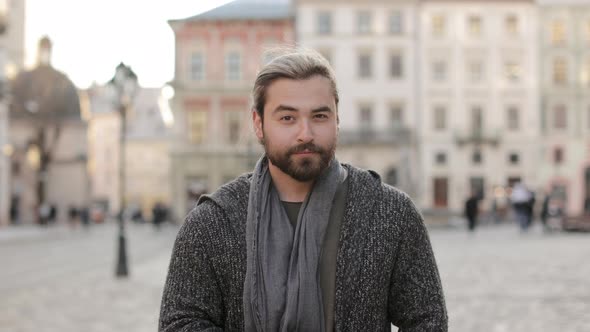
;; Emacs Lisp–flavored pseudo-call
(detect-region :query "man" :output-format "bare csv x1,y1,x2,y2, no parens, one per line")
159,49,447,331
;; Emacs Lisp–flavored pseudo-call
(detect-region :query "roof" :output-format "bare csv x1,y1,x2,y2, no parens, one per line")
176,0,292,22
10,65,81,122
537,0,590,5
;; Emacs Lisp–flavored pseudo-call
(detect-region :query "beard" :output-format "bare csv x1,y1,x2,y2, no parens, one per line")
262,138,336,182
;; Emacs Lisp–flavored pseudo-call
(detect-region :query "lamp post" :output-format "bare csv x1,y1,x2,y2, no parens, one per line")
109,63,138,278
0,0,8,227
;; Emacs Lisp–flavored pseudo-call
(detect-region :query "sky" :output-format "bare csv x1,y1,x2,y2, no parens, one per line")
25,0,234,89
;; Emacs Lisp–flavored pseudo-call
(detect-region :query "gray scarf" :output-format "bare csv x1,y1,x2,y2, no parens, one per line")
243,156,345,332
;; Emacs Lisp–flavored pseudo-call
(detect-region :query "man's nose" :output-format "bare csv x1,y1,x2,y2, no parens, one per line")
296,120,313,143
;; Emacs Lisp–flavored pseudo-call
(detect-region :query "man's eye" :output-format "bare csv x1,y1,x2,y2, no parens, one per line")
281,115,294,121
315,114,328,119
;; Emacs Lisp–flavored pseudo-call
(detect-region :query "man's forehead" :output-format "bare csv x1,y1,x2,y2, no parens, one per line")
265,76,335,109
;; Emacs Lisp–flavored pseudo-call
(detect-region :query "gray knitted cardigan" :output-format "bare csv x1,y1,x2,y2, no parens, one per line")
159,164,447,332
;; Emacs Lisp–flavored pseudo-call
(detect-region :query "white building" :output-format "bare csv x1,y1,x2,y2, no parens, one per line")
0,0,26,226
537,0,590,217
87,84,174,220
296,0,420,197
419,0,539,214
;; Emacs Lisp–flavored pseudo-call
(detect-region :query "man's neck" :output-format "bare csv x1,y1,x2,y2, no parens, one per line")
268,162,314,202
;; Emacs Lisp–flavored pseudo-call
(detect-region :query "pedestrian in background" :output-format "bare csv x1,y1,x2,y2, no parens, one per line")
48,204,57,224
464,192,479,232
526,191,536,228
511,182,532,232
68,206,79,229
152,202,167,230
159,48,447,332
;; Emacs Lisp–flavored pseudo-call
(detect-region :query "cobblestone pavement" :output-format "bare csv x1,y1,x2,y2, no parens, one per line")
0,221,589,332
0,222,178,332
433,224,590,332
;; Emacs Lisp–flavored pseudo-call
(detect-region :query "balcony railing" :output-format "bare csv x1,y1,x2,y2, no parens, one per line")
339,126,412,145
454,128,501,147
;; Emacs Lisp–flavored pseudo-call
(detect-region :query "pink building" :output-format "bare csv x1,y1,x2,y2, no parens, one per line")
168,0,294,217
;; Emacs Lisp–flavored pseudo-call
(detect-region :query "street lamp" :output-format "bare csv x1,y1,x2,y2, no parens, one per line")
108,63,138,278
0,0,8,227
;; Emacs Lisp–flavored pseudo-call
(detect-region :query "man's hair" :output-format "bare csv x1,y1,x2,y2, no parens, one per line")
251,47,339,121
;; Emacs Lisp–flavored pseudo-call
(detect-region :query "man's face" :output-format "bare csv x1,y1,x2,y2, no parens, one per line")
253,75,338,182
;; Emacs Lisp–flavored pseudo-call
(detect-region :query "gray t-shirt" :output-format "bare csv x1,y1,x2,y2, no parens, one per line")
280,175,349,332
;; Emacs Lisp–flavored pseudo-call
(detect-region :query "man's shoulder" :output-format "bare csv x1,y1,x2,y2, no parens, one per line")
197,173,252,209
182,173,251,233
344,163,413,206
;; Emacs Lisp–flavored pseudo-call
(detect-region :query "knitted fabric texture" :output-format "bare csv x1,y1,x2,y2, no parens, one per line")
159,164,448,332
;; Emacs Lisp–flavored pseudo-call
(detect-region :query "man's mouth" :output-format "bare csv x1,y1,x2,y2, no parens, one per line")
294,149,316,155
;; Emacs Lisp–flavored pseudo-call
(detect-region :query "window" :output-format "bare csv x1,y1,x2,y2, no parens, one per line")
389,10,403,35
262,46,276,65
190,53,205,81
553,105,567,129
433,61,447,81
390,103,404,127
509,152,520,165
389,52,403,79
468,61,483,82
505,15,519,35
359,104,373,139
432,15,446,37
187,111,207,144
553,57,567,85
505,62,521,82
472,150,483,164
581,57,590,86
433,177,448,208
471,106,483,133
358,53,373,79
225,52,241,81
225,111,242,144
507,177,521,188
551,20,566,45
470,177,485,199
468,16,482,37
586,20,590,44
434,106,446,130
317,11,332,35
357,10,372,34
554,147,564,164
435,152,447,165
507,106,519,131
359,105,373,128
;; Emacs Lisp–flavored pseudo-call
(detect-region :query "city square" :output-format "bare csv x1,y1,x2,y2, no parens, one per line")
0,222,588,332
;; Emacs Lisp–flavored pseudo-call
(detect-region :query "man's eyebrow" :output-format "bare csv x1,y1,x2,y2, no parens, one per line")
273,104,298,113
311,106,333,113
272,105,334,113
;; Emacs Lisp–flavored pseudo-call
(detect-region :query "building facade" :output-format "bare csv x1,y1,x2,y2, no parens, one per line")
0,0,26,226
168,0,294,218
8,37,87,225
538,0,590,217
419,0,539,214
296,0,420,198
87,85,174,220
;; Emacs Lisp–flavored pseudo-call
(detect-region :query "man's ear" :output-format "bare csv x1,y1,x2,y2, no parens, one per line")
252,109,263,140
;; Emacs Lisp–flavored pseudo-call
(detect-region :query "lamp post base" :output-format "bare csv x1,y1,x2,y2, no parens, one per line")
115,230,128,277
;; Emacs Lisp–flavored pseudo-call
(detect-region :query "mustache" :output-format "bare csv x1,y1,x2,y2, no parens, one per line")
287,142,324,155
